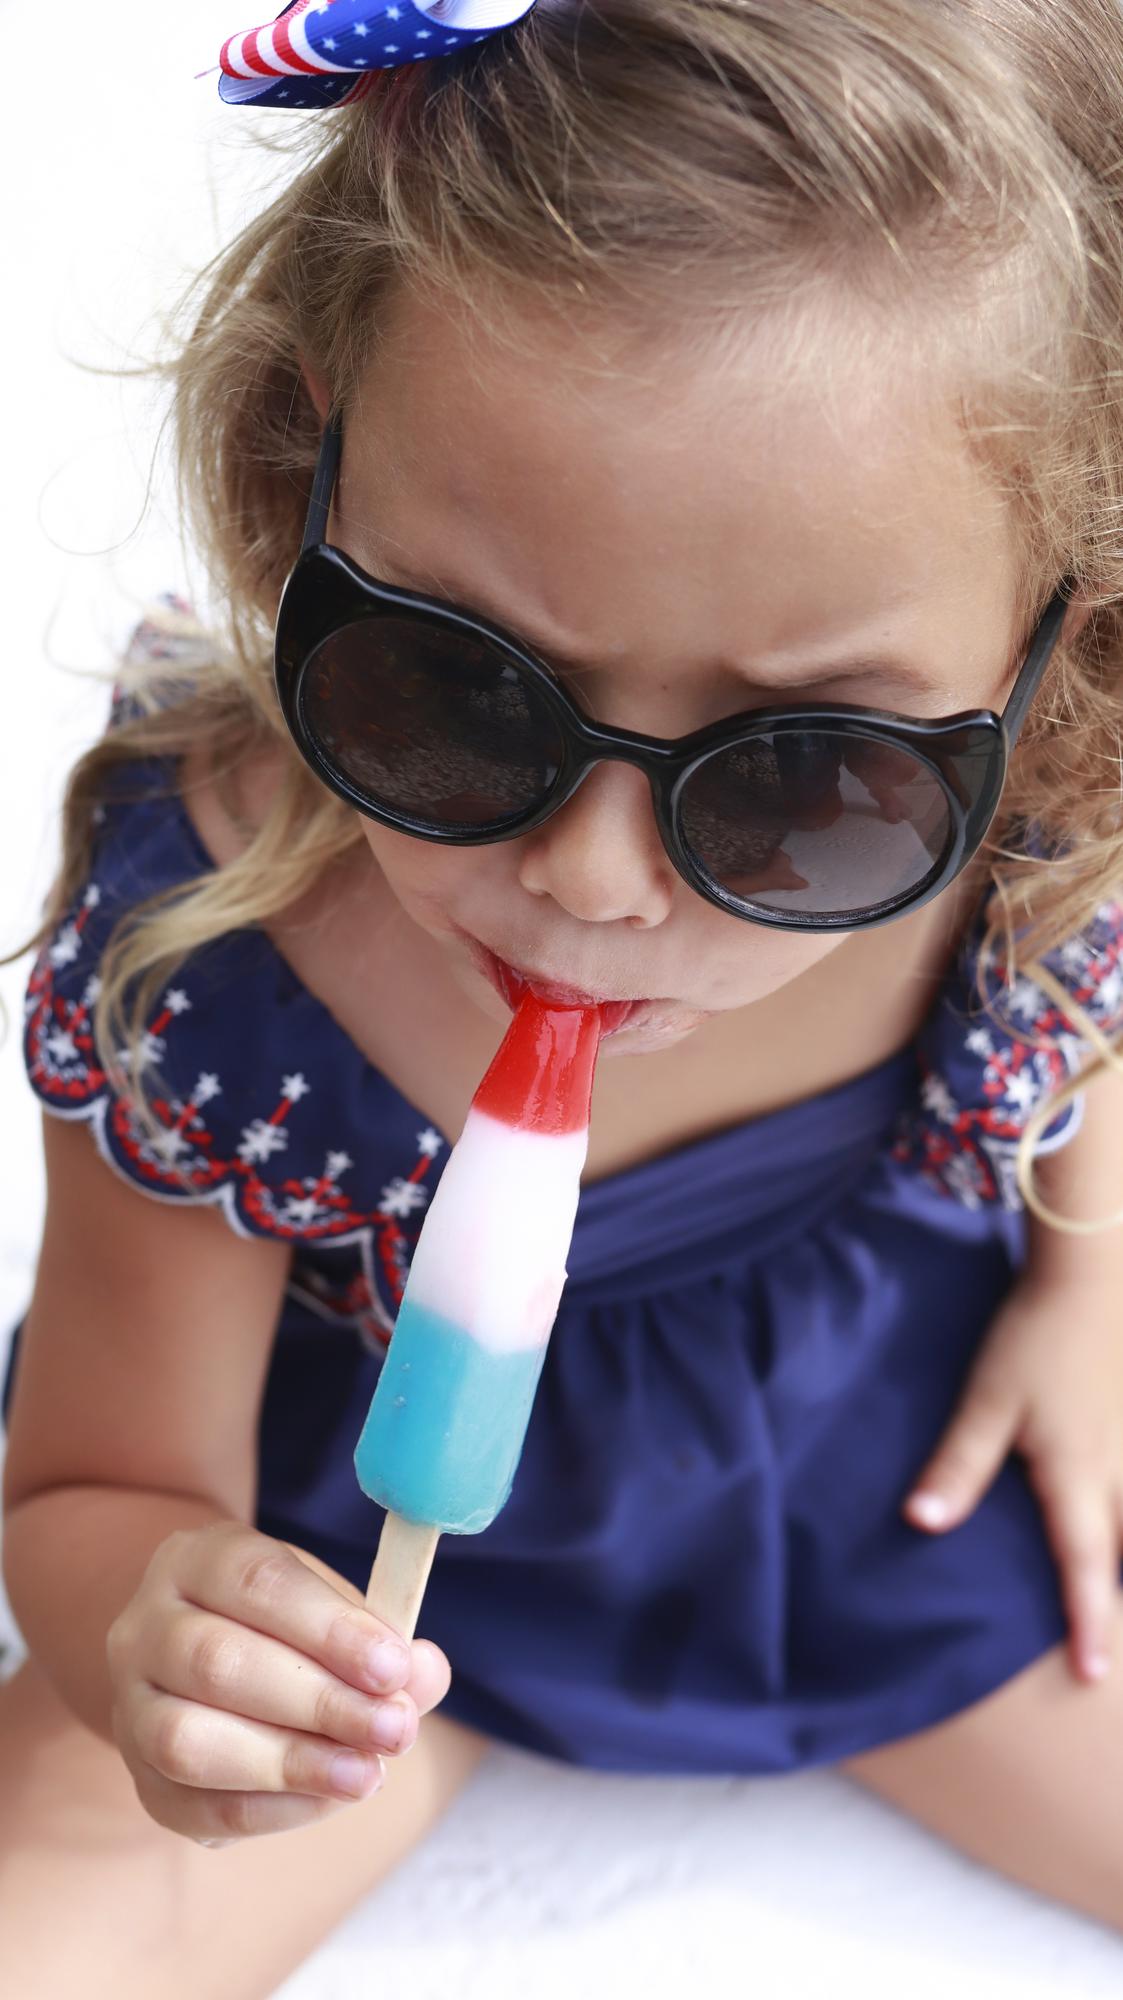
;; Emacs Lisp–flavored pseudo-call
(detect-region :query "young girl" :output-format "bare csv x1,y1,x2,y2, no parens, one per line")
4,0,1123,1990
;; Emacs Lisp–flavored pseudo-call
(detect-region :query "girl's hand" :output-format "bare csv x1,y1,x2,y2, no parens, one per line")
903,1275,1123,1686
106,1520,452,1845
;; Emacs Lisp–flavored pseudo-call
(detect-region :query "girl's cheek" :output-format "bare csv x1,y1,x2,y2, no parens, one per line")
357,815,844,1013
356,822,482,919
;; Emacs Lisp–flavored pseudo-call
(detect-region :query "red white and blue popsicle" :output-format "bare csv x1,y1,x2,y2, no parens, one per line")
360,992,602,1634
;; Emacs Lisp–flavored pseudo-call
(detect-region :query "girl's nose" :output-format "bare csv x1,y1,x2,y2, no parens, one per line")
515,761,677,928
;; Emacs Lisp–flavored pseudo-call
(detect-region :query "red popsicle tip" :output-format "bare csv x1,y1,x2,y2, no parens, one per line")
471,995,603,1134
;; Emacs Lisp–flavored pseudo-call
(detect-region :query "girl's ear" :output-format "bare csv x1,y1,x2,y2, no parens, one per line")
299,359,332,425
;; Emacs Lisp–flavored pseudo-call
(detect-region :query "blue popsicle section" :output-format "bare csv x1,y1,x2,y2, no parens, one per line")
354,1300,550,1532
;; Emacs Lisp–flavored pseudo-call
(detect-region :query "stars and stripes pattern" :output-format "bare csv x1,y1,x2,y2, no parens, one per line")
218,0,538,110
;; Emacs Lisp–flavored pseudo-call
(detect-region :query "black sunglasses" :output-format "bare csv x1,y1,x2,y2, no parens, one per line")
275,412,1072,932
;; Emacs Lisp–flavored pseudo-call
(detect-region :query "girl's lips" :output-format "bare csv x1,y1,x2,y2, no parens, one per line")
465,939,652,1036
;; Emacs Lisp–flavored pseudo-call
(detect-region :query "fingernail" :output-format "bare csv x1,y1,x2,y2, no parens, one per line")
366,1638,410,1689
908,1491,951,1527
370,1698,411,1750
330,1750,382,1797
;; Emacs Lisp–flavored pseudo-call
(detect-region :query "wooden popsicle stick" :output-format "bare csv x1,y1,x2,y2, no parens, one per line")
365,1511,441,1641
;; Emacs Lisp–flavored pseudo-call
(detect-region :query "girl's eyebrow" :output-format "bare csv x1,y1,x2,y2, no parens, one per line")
373,558,947,700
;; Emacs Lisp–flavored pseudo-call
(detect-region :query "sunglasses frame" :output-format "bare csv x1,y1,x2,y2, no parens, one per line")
275,411,1073,932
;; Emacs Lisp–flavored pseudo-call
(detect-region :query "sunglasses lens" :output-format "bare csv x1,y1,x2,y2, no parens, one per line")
300,616,566,831
680,729,952,918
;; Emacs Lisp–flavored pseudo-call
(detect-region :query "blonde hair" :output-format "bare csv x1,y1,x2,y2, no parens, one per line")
12,0,1123,1224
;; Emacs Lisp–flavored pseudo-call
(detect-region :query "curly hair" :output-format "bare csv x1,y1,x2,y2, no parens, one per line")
13,0,1123,1225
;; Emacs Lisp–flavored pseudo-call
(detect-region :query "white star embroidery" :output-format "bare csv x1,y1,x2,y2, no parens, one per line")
116,1031,165,1073
1003,1068,1042,1116
964,1026,994,1058
281,1072,311,1102
150,1126,191,1164
920,1072,957,1124
164,988,191,1015
194,1072,222,1106
45,1028,79,1065
1008,975,1045,1021
416,1127,443,1158
323,35,337,50
238,1120,290,1165
354,19,368,33
83,975,102,1006
83,883,101,909
48,924,82,968
1096,965,1123,1018
325,1149,353,1178
280,1194,325,1226
378,1177,429,1219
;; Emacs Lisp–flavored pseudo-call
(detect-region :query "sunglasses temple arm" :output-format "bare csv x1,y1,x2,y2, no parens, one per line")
999,588,1070,750
303,413,344,554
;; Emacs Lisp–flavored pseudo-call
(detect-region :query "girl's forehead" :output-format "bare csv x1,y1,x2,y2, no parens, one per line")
353,280,1000,525
339,283,1017,675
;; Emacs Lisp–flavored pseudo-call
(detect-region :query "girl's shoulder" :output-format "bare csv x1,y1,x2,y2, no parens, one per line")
22,602,449,1249
893,886,1123,1210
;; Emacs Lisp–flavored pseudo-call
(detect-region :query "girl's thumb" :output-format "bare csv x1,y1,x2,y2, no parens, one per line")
904,1379,1019,1531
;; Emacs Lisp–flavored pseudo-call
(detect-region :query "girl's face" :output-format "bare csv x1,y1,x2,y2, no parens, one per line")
320,285,1035,1055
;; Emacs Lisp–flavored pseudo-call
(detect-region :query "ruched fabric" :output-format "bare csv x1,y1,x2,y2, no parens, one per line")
247,1069,1071,1772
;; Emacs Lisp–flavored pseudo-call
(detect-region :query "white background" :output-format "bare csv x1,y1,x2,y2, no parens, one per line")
1,5,1121,1994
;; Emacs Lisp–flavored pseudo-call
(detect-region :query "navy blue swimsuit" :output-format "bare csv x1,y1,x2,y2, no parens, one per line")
7,651,1123,1775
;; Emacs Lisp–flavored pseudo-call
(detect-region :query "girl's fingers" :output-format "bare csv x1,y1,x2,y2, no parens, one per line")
143,1604,418,1755
407,1639,454,1715
135,1761,346,1848
1031,1467,1117,1683
904,1374,1019,1530
128,1684,388,1800
164,1524,415,1698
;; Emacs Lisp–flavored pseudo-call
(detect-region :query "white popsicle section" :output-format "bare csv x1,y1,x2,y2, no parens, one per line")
405,1108,588,1352
355,995,603,1534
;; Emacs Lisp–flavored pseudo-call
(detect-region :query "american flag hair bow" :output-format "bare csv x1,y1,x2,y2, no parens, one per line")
219,0,538,109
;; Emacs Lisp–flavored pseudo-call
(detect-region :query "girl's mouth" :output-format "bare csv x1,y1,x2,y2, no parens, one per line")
463,937,653,1037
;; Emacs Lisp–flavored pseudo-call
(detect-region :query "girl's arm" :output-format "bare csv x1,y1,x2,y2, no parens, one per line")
4,1113,451,1843
2,1108,293,1740
903,1065,1123,1682
1022,1062,1123,1283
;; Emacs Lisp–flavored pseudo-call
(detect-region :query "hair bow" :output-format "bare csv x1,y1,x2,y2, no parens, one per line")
218,0,538,108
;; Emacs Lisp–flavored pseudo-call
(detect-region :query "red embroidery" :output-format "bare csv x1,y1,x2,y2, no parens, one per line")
24,880,447,1347
892,897,1123,1210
